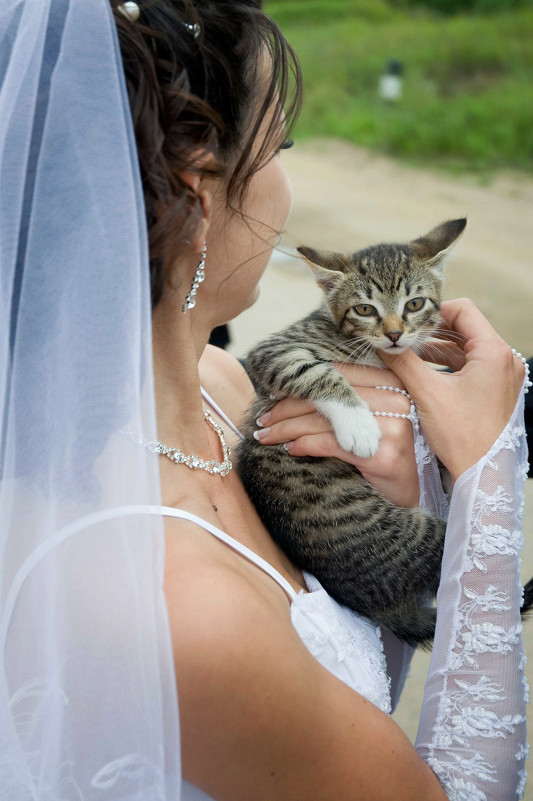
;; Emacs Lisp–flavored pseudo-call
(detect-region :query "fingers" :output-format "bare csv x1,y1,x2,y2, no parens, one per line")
439,298,500,344
276,419,414,466
377,345,439,390
254,409,328,446
256,397,315,428
256,388,411,444
281,426,413,468
419,339,466,371
431,317,467,348
255,392,411,457
256,380,410,429
284,431,348,460
333,362,406,390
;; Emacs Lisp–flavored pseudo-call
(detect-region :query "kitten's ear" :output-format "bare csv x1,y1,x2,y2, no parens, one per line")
410,218,467,272
297,246,347,293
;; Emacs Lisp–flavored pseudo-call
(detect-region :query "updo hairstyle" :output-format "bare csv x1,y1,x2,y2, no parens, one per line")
112,0,302,308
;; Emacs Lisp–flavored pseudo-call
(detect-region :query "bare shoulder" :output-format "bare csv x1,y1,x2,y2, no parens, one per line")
199,344,255,420
163,514,289,632
163,518,446,801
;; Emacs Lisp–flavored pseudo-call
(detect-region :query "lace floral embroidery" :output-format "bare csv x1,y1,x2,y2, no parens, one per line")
292,580,391,714
411,405,450,519
422,414,529,801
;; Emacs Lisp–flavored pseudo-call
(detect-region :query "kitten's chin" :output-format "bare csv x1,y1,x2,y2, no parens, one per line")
380,342,410,354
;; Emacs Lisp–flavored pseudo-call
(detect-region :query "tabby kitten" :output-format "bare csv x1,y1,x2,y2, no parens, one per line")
237,219,465,648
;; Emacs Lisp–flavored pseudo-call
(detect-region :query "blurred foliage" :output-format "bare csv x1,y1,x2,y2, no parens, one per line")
267,0,400,25
391,0,533,14
267,1,533,172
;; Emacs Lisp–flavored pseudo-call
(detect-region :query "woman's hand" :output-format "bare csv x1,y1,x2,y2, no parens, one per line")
378,298,526,483
254,365,420,508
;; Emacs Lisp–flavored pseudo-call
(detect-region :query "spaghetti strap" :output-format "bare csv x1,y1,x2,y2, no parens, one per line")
158,506,298,601
0,503,298,647
200,386,244,440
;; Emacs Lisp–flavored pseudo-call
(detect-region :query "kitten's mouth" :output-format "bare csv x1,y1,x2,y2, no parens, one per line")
382,342,408,352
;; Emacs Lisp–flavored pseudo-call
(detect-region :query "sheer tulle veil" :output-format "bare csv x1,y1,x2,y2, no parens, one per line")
0,0,181,797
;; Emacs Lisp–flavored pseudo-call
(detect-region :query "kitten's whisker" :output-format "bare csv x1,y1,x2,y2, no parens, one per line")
419,339,457,367
432,324,467,344
427,344,448,363
341,335,368,347
349,341,374,364
337,340,373,365
417,327,466,348
329,337,370,363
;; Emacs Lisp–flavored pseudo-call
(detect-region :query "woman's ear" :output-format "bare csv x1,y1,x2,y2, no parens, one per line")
179,154,214,253
182,185,211,253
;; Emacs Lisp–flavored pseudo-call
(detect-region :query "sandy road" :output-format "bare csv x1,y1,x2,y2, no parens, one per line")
228,139,533,797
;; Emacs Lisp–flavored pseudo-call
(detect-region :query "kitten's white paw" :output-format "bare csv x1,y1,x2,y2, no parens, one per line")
315,399,382,458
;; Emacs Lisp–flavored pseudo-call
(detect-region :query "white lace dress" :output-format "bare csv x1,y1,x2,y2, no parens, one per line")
413,387,529,800
179,385,528,801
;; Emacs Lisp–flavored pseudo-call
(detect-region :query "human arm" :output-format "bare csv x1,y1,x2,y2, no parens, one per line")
164,519,448,801
380,299,529,800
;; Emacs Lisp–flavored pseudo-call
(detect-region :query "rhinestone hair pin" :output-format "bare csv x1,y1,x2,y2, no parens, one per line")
117,1,140,22
117,2,201,39
184,22,201,40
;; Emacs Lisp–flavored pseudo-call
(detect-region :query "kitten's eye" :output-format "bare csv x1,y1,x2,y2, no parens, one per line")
405,297,425,313
354,303,377,317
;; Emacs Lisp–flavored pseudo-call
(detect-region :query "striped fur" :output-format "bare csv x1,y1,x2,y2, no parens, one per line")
237,221,468,648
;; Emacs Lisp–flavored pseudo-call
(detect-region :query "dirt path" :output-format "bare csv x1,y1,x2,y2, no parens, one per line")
229,140,533,798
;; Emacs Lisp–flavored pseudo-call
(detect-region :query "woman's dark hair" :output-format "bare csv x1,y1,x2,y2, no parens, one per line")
112,0,302,308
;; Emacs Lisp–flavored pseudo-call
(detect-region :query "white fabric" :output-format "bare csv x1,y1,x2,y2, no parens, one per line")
416,386,529,800
0,1,180,798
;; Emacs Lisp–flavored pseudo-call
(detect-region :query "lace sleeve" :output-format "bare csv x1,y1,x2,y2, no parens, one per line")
415,387,529,800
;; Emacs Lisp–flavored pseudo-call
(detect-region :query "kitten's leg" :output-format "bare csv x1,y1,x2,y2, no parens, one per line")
248,345,381,458
313,397,382,458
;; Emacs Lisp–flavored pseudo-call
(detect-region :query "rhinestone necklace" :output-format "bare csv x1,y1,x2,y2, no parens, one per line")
139,409,232,477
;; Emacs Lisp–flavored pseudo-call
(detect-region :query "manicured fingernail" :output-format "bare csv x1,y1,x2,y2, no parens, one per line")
283,441,295,453
256,412,271,427
253,427,270,441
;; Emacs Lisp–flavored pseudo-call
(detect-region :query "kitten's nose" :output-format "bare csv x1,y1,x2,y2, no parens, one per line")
385,331,402,344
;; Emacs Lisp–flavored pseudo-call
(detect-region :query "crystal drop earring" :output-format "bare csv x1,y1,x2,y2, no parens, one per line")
182,243,207,313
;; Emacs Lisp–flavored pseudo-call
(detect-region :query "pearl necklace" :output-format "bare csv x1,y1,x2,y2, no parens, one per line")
139,409,232,477
511,349,531,393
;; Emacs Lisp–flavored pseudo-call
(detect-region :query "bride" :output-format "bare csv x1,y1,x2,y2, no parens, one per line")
0,1,528,799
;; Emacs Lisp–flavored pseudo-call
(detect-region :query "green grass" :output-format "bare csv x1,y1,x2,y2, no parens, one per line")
267,2,533,173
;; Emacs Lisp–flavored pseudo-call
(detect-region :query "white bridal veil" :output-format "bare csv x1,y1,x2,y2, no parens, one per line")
0,0,181,797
